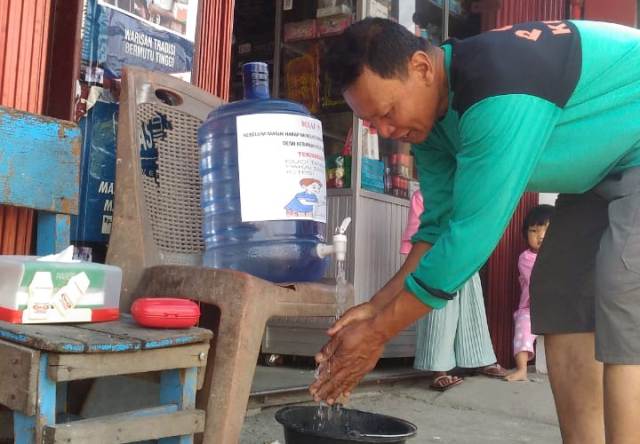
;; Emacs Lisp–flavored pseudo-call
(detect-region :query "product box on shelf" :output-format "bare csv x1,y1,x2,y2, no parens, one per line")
367,0,390,18
317,4,352,18
361,157,385,193
408,179,420,198
284,19,318,42
428,0,462,15
361,121,379,160
317,14,352,37
391,175,409,198
317,0,353,12
390,152,413,179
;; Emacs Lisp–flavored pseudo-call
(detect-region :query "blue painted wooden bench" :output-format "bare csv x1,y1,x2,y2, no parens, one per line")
0,315,212,443
0,106,80,255
0,106,213,443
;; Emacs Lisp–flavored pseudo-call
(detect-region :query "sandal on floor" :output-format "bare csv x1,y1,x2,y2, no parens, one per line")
477,364,507,378
430,374,463,391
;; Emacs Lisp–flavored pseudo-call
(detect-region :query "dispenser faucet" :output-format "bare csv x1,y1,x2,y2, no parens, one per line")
315,217,352,261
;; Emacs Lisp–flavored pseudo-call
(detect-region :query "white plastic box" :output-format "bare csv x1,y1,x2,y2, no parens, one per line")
0,256,122,324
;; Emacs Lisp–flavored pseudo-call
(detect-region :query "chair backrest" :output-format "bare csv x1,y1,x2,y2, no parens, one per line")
106,67,223,308
0,106,80,255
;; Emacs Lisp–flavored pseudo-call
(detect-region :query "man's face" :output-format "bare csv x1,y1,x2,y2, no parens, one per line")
342,59,441,144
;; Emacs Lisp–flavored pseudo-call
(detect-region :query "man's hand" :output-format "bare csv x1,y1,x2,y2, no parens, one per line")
310,317,386,404
326,302,378,336
309,288,433,404
307,302,379,404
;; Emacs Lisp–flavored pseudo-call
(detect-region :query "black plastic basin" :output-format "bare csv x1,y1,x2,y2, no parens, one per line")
275,406,417,444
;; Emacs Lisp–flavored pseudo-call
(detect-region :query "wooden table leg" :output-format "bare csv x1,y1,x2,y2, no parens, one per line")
158,367,198,444
56,382,69,421
13,354,56,443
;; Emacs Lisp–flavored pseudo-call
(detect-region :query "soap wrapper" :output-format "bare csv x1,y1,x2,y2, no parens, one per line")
51,272,91,317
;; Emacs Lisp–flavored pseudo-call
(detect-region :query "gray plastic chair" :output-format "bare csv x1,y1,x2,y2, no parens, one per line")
107,67,339,444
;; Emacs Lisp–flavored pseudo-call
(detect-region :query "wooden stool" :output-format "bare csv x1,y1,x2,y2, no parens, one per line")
0,315,212,444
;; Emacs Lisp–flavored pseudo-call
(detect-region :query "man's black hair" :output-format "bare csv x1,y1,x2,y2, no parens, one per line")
522,204,555,240
323,17,432,93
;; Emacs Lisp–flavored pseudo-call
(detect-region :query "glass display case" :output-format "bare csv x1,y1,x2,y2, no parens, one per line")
273,0,356,193
254,0,482,358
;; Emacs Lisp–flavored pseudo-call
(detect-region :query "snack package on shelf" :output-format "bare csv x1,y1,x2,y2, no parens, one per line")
327,154,352,189
285,45,320,113
321,66,348,110
326,127,353,189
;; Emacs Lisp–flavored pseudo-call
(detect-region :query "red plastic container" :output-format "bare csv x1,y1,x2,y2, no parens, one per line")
131,298,200,329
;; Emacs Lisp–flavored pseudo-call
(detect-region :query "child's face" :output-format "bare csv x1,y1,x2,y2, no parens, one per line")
527,222,549,252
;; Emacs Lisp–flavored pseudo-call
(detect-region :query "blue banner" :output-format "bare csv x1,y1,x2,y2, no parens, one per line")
83,2,194,78
71,101,118,243
105,7,193,77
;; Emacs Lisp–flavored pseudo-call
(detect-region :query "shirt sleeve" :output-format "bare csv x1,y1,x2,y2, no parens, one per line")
410,135,456,245
405,94,561,309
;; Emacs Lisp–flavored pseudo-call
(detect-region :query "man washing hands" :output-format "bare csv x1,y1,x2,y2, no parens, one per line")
311,244,433,404
312,16,640,443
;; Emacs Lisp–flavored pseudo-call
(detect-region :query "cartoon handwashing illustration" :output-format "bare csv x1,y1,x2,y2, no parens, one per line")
284,178,322,217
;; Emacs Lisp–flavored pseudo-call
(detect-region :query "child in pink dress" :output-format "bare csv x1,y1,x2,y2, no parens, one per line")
505,204,554,382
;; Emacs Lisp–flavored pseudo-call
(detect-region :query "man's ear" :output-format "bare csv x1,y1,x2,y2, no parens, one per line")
410,51,435,85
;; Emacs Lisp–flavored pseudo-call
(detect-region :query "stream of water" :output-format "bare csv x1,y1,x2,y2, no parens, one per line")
312,258,350,432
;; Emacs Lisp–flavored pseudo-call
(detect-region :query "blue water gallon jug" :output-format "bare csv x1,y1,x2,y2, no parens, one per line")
198,62,328,282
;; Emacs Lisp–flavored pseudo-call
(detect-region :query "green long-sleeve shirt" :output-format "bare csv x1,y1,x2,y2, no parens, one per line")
406,20,640,309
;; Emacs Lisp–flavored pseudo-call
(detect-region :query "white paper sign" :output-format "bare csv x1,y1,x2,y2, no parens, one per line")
237,113,327,223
